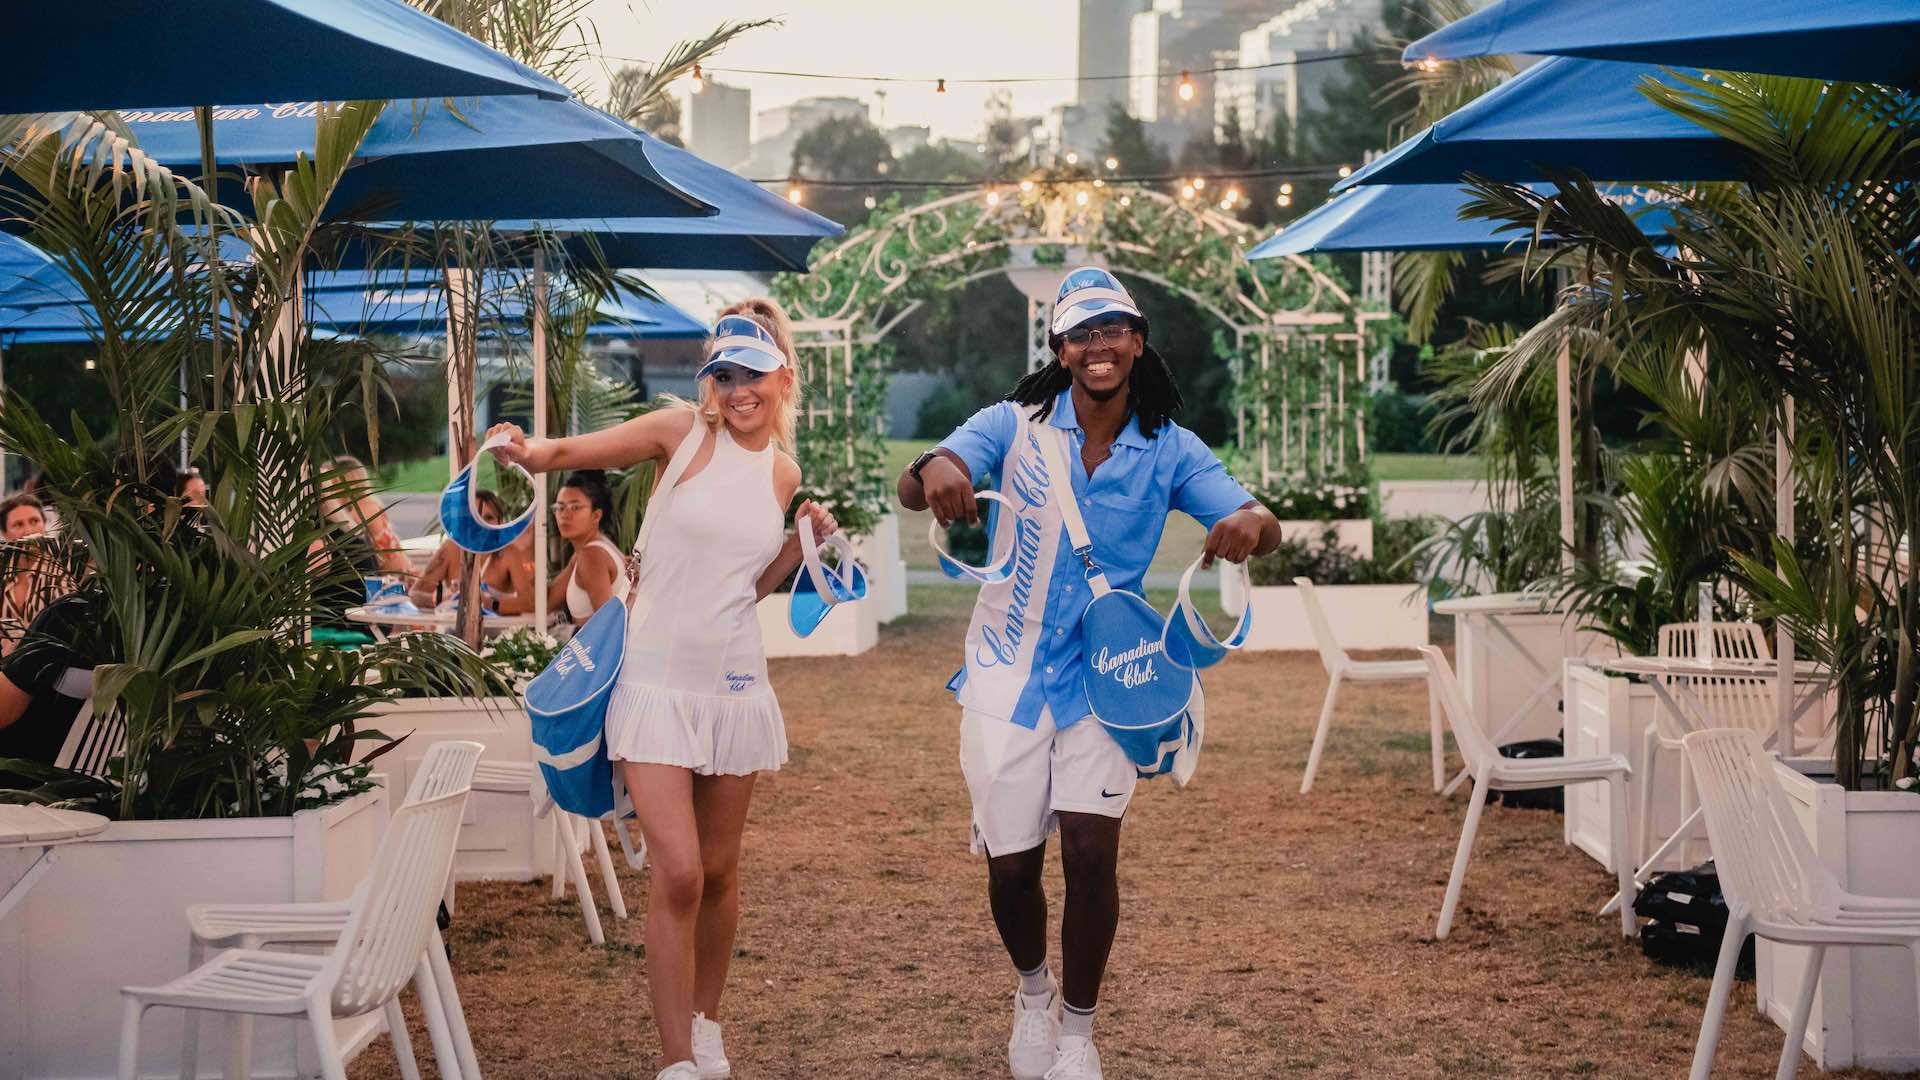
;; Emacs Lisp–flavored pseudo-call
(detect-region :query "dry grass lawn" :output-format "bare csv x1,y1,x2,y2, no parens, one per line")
356,587,1884,1078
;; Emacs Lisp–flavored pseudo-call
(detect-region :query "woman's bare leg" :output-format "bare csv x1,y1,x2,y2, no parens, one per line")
690,772,758,1017
621,761,702,1068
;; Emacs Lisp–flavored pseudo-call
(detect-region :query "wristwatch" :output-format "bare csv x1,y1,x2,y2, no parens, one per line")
909,449,946,482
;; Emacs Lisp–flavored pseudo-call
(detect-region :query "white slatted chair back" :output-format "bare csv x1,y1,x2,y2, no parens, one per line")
400,740,486,806
52,681,121,780
1657,621,1770,662
323,746,478,1018
1293,578,1349,676
1419,646,1497,777
1681,728,1836,925
1655,621,1776,737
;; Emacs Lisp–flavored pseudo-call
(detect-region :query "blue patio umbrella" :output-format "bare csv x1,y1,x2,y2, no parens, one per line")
108,96,710,223
1249,182,1682,258
298,271,706,340
495,134,844,272
1404,0,1920,88
3,0,568,114
1334,58,1750,191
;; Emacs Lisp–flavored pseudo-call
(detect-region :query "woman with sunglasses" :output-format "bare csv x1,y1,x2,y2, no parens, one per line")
486,298,835,1080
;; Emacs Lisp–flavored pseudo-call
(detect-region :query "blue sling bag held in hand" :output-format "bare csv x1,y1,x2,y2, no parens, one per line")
524,420,705,817
1032,425,1204,783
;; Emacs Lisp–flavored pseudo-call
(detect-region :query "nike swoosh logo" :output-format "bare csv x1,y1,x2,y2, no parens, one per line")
1100,788,1123,798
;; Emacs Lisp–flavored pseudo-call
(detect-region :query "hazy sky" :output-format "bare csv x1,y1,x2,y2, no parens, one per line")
587,1,1081,147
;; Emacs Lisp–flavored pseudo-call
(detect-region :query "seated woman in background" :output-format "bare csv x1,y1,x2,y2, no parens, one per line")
409,488,538,610
0,494,72,656
320,455,414,580
496,470,625,624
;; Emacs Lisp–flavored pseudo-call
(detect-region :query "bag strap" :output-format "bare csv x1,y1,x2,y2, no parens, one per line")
1031,419,1112,598
627,415,710,573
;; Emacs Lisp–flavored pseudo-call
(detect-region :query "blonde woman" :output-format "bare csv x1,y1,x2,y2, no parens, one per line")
486,298,834,1080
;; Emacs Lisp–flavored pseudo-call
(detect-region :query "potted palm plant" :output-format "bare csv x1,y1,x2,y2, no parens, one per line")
1461,70,1920,1069
0,105,508,1079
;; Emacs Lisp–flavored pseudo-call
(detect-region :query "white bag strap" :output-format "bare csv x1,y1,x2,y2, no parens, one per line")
1032,421,1112,598
798,514,861,600
629,417,710,568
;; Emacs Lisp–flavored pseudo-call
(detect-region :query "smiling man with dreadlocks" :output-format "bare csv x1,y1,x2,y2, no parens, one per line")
899,267,1282,1080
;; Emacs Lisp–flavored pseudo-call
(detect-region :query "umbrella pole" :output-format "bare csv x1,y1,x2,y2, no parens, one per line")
195,106,222,408
532,249,549,634
1776,398,1797,752
0,337,8,497
1556,335,1574,574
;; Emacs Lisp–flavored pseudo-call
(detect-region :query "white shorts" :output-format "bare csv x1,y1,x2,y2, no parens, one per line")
959,707,1136,856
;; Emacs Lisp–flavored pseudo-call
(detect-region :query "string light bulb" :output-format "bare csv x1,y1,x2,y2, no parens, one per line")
1337,164,1352,178
936,78,947,93
863,195,877,210
1180,183,1195,199
787,184,804,204
1119,195,1132,207
1065,151,1079,165
1226,187,1241,204
986,188,1001,206
1104,156,1119,171
1092,178,1104,188
1277,193,1292,207
1019,179,1035,193
1075,190,1089,206
1280,182,1293,195
1419,56,1442,73
1192,176,1206,191
689,64,704,94
1176,71,1195,101
85,358,97,370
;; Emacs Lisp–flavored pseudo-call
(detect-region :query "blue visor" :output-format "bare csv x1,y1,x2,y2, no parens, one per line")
1050,266,1142,335
788,515,868,638
1160,556,1252,671
695,314,788,381
438,432,535,554
930,490,1015,584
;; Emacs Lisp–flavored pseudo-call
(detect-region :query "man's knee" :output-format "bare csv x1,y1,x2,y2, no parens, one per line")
986,845,1046,896
1058,816,1121,883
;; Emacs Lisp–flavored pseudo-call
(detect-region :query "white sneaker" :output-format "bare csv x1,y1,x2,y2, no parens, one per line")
655,1062,700,1080
1044,1035,1103,1080
691,1012,731,1079
1008,975,1062,1080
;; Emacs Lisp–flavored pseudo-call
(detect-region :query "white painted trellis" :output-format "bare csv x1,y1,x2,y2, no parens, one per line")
777,182,1376,494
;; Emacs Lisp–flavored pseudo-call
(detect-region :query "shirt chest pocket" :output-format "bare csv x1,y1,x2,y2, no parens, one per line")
1086,491,1162,571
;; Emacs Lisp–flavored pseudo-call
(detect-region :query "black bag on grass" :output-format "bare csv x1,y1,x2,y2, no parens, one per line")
1635,863,1754,980
1486,738,1564,811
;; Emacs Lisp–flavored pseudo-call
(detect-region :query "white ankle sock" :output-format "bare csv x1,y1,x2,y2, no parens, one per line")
1017,962,1052,997
1062,1003,1095,1039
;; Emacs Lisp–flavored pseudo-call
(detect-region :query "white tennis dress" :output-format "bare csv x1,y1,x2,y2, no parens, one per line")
565,536,629,622
604,426,789,775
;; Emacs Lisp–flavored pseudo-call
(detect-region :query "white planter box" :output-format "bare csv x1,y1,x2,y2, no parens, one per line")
757,589,878,658
360,697,554,883
0,789,390,1080
1219,572,1425,651
851,512,909,624
1277,518,1373,559
1562,661,1693,874
1755,762,1920,1070
1450,608,1608,749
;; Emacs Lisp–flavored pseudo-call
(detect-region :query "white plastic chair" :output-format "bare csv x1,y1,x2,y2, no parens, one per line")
177,740,486,1080
459,759,629,946
1296,578,1444,794
1617,622,1775,902
1681,728,1920,1080
1420,646,1637,940
118,745,480,1080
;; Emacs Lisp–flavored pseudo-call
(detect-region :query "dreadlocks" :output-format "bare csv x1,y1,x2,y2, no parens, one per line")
1006,321,1185,437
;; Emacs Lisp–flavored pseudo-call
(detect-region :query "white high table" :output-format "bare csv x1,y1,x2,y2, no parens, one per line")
1593,654,1832,914
0,805,108,923
1432,591,1598,795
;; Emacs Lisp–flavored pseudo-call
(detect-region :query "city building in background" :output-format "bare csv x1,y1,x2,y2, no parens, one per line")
685,79,751,170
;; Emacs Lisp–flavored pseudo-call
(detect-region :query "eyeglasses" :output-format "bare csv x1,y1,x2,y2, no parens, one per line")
1062,324,1136,347
551,500,591,514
